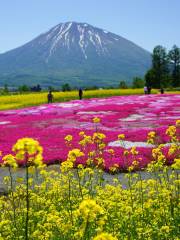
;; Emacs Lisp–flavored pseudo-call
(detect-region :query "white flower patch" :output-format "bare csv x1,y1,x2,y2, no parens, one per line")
77,111,112,115
37,106,47,110
78,122,97,129
162,116,180,119
116,102,128,105
0,121,11,125
56,103,80,108
122,114,144,121
108,140,155,149
108,140,179,149
19,110,41,115
4,111,16,115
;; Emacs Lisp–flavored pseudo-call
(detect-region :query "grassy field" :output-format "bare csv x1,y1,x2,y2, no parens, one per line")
0,88,177,110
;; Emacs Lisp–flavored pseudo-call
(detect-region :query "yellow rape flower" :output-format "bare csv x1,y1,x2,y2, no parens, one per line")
93,132,106,141
130,146,138,155
107,149,114,155
88,151,96,157
118,134,125,140
176,119,180,127
168,144,178,155
128,166,134,172
171,158,180,170
147,131,156,144
148,131,156,138
79,131,85,136
2,154,17,168
68,148,84,161
12,138,43,166
166,125,176,135
93,232,118,240
96,157,105,166
109,164,119,173
79,135,93,146
160,225,170,234
64,135,73,142
99,143,106,150
124,150,129,156
78,199,104,222
93,117,101,123
16,177,24,183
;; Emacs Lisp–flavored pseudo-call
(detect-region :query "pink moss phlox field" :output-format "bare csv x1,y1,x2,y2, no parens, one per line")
0,94,179,170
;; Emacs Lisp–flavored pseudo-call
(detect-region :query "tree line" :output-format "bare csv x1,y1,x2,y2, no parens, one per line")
145,45,180,88
119,45,180,89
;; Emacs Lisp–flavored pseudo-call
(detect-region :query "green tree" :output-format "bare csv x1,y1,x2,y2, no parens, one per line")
119,81,128,89
18,85,30,92
132,77,144,88
48,86,55,92
62,83,71,92
151,45,170,88
3,84,9,94
168,45,180,87
145,69,155,88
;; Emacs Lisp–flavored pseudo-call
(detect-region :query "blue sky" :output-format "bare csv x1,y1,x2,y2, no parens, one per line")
0,0,180,53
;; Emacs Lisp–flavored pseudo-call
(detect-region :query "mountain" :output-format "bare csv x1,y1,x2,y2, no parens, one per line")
0,22,151,88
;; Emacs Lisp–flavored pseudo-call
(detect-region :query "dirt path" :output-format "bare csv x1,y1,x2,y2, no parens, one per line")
0,165,154,195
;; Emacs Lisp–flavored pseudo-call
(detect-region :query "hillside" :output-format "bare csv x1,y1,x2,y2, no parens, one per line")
0,22,151,87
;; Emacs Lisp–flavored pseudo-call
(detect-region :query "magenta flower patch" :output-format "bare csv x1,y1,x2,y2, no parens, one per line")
0,94,179,170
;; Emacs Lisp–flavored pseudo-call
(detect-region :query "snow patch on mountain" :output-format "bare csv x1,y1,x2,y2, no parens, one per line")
44,22,113,61
47,22,73,59
78,25,88,59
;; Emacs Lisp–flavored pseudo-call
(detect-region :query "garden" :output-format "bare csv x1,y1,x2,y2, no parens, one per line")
0,93,179,239
0,93,179,170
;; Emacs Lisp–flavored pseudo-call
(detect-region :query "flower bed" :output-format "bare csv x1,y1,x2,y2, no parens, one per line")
0,94,179,170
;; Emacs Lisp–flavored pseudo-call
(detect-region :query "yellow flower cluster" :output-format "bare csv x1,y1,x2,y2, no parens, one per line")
64,134,73,142
61,148,84,172
93,232,118,240
171,158,180,169
93,132,106,143
147,131,156,144
0,122,179,239
130,146,138,155
166,125,177,142
107,149,114,155
118,134,125,140
93,117,101,123
149,145,167,171
168,143,179,155
176,119,180,127
79,133,93,147
109,164,119,173
1,154,17,168
12,138,43,166
78,199,104,222
68,148,84,160
0,151,179,239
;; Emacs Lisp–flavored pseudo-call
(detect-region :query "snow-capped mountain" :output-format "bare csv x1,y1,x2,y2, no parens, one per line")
0,22,151,87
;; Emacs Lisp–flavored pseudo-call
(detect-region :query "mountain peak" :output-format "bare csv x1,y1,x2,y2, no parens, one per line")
40,21,115,61
0,22,151,88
